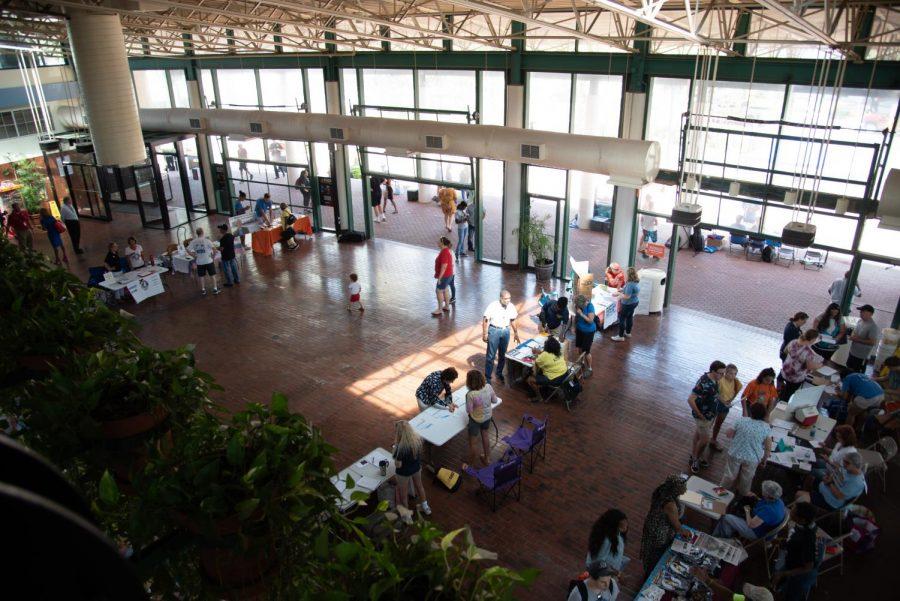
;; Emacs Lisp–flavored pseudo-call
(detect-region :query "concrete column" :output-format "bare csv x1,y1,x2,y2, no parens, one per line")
502,84,524,266
186,79,217,211
608,92,647,268
67,11,145,166
325,79,351,232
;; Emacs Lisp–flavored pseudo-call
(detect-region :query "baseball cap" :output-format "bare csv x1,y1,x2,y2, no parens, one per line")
586,560,617,579
857,304,875,313
742,583,774,601
217,223,228,231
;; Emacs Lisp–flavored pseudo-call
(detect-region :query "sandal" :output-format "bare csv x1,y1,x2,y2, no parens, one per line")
431,310,443,316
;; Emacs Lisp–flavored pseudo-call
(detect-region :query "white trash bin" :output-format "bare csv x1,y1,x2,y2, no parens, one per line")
638,268,667,314
874,328,899,371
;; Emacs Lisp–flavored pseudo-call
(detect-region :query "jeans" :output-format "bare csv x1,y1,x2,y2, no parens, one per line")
65,219,81,250
449,275,456,301
618,302,637,336
467,224,476,251
456,225,468,257
485,326,510,380
221,258,239,284
713,514,758,540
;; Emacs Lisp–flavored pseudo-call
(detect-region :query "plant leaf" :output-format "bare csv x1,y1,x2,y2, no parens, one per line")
333,541,359,564
99,470,120,506
235,498,260,520
270,392,289,416
440,527,465,551
226,433,245,466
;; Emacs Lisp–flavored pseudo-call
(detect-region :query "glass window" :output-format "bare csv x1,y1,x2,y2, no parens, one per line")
480,71,505,126
306,69,327,113
859,218,900,259
259,69,304,112
572,74,622,137
646,78,690,170
718,198,762,232
361,68,414,110
169,70,190,108
341,68,359,115
527,165,567,197
417,70,476,115
217,69,259,109
133,70,170,108
526,72,571,133
199,69,216,108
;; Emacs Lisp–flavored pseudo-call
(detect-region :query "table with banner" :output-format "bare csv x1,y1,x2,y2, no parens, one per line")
98,265,168,303
250,215,313,256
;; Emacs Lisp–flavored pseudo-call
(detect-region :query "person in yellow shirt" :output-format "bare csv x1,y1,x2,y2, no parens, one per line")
526,336,568,401
711,363,743,451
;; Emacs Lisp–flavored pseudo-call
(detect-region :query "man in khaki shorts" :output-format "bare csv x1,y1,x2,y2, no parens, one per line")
687,360,727,474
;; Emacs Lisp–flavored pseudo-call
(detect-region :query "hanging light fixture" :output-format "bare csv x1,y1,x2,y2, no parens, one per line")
834,197,849,215
783,190,798,206
729,181,741,197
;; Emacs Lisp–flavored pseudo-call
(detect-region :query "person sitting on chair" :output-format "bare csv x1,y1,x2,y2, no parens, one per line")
772,502,818,601
712,480,786,541
415,367,458,412
795,451,865,511
526,336,568,402
605,262,626,289
279,203,298,249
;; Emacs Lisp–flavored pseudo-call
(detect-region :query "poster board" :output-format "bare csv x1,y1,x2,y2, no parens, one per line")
126,272,165,304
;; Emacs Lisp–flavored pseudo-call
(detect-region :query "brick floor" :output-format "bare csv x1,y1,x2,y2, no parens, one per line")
26,208,899,600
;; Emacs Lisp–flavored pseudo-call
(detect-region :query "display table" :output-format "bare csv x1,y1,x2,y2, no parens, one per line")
292,214,313,236
591,285,618,329
504,336,546,384
680,476,734,520
98,266,168,303
331,447,396,512
770,401,837,444
251,226,283,256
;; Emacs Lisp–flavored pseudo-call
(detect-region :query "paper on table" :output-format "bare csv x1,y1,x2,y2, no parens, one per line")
355,475,382,492
637,585,665,601
772,418,796,430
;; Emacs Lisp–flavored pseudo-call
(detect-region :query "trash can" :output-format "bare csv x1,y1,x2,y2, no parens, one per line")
638,268,666,313
874,328,899,371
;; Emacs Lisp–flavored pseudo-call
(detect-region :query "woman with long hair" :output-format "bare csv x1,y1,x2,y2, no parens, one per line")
710,364,743,451
39,207,68,265
779,329,823,402
392,420,429,523
780,312,809,360
586,509,629,575
807,424,858,484
464,369,496,467
812,302,847,361
741,367,779,417
640,475,690,578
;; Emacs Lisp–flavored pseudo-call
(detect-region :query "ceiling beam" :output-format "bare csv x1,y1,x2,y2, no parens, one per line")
584,0,708,44
753,0,860,59
444,0,634,52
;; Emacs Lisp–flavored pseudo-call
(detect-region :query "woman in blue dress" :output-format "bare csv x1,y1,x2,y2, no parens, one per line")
39,207,68,265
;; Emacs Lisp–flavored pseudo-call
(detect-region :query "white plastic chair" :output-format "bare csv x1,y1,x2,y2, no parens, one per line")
859,436,897,493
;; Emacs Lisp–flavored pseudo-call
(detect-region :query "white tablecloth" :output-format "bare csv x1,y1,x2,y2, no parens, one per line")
410,386,502,447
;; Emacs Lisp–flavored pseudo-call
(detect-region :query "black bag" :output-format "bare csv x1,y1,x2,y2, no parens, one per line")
567,579,588,601
690,227,704,252
284,214,297,226
762,245,774,263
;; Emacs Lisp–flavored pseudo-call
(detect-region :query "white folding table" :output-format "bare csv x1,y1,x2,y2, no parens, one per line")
330,446,396,512
681,475,735,520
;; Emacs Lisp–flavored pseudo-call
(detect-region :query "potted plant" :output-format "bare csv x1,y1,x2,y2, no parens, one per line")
14,158,48,220
516,215,555,281
134,395,340,596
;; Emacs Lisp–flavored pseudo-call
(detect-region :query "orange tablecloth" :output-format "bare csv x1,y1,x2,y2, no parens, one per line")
251,226,282,256
292,215,313,235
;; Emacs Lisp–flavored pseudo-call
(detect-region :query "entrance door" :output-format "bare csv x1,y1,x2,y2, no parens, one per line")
62,158,110,221
179,137,208,214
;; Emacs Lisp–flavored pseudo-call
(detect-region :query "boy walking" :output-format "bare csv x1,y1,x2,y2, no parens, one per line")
347,273,364,313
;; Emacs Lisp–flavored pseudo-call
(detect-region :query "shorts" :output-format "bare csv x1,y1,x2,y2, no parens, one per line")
695,418,713,436
574,328,595,353
467,417,491,436
197,263,216,277
715,400,733,415
643,229,658,243
371,195,382,208
852,394,884,410
536,373,567,387
436,276,453,291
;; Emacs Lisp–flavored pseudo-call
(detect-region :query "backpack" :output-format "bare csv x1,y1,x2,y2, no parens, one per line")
454,211,467,224
284,214,297,226
762,245,774,263
690,228,704,252
567,578,589,600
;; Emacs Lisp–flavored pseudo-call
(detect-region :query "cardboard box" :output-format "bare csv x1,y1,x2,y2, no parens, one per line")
569,257,594,297
706,235,723,248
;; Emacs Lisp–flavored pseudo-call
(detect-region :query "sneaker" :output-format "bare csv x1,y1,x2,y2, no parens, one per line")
584,368,593,378
611,335,625,342
449,297,456,304
690,460,700,474
224,283,233,287
212,288,221,295
201,289,207,296
418,501,432,516
624,332,632,338
699,458,710,468
496,374,505,384
460,252,468,257
398,506,414,525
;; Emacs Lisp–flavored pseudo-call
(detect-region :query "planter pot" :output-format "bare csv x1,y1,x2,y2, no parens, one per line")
534,260,554,282
199,536,278,591
100,405,169,440
100,406,172,488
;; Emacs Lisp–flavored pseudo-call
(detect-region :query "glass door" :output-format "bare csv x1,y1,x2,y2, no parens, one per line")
525,166,569,279
62,157,110,221
179,137,208,214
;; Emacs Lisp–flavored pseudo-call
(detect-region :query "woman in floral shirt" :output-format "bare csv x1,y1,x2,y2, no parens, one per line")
779,330,823,402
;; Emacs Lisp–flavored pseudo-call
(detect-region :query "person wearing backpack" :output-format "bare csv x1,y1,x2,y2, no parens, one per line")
567,560,619,601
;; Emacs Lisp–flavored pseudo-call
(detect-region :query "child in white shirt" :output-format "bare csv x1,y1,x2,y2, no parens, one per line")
347,273,364,313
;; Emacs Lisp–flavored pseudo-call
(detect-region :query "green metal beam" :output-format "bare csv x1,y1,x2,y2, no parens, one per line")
732,11,751,56
627,23,650,93
225,29,235,54
181,33,194,57
853,6,876,61
128,52,900,90
509,21,525,86
442,16,453,53
380,25,391,52
273,24,283,54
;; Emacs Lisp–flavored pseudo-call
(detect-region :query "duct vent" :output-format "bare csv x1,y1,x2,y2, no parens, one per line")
425,135,445,150
329,127,346,141
188,117,206,130
249,121,267,135
520,143,545,160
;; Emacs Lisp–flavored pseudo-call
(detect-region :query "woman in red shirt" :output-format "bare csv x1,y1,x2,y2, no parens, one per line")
432,236,454,316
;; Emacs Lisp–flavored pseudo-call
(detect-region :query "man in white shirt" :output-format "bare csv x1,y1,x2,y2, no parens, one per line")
58,196,83,254
828,271,861,305
187,227,220,296
482,290,521,383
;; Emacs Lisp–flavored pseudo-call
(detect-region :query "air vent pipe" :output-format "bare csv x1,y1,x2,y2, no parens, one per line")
140,108,660,184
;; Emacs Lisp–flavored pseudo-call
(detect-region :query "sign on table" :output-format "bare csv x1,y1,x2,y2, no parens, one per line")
126,272,165,303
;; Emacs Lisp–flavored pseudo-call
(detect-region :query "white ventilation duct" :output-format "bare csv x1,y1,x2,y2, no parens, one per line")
139,108,661,184
54,105,87,130
67,12,146,166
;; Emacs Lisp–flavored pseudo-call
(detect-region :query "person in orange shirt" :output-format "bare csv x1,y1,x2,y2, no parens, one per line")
741,367,779,418
605,262,625,289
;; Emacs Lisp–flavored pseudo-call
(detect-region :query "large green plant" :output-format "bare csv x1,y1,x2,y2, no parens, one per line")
14,158,47,213
515,215,554,266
